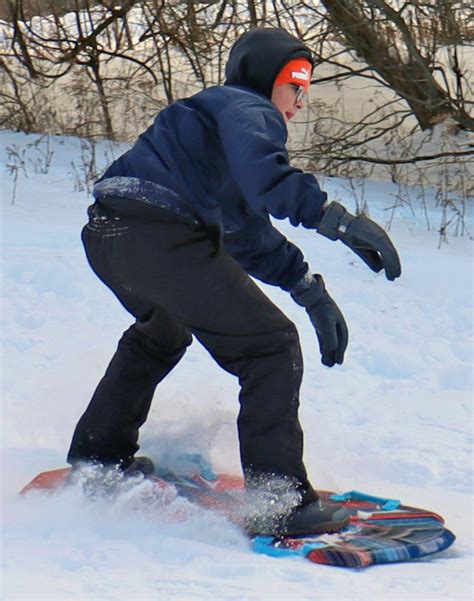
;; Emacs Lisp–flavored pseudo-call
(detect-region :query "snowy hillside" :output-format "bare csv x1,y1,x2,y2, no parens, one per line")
1,130,473,600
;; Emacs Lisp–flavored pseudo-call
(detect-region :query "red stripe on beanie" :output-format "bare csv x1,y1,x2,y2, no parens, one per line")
274,59,312,91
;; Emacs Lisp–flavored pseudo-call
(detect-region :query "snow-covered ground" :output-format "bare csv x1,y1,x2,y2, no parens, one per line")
1,130,473,600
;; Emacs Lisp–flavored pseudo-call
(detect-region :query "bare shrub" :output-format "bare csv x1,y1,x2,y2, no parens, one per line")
0,1,472,237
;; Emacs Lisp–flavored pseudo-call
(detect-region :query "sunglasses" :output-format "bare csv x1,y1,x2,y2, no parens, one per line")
291,83,308,104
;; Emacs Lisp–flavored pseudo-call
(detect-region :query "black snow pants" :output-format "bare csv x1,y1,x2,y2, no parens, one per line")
67,200,314,500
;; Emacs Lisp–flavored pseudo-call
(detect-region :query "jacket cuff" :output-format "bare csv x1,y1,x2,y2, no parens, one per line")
290,268,315,294
290,273,326,308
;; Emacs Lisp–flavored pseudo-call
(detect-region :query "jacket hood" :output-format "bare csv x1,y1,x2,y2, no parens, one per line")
224,27,314,99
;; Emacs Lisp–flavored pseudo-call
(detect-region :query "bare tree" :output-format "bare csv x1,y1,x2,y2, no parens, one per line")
318,0,473,131
0,0,472,220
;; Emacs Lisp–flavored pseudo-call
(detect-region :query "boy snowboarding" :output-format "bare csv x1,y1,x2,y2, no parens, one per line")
68,27,401,535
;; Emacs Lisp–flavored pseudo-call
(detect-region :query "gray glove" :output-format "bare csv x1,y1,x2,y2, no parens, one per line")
291,273,348,367
317,202,401,281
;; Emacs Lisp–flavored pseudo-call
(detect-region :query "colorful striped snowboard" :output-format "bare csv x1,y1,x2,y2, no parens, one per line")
21,467,455,568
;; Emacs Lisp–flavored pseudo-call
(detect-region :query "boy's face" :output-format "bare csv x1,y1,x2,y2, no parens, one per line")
271,83,307,124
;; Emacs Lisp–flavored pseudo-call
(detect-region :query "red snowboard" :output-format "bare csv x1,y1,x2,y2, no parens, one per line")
21,467,455,568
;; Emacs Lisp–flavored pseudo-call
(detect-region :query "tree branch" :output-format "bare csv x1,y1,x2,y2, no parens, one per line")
330,149,474,165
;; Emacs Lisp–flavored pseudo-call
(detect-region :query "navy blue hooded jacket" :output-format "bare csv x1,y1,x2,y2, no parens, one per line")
94,28,328,291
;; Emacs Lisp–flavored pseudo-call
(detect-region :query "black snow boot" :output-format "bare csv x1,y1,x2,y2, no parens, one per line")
68,456,155,494
244,487,350,537
279,498,350,536
122,456,155,477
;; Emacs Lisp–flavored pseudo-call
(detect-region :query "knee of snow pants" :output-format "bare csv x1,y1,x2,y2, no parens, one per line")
199,319,308,489
67,310,192,466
